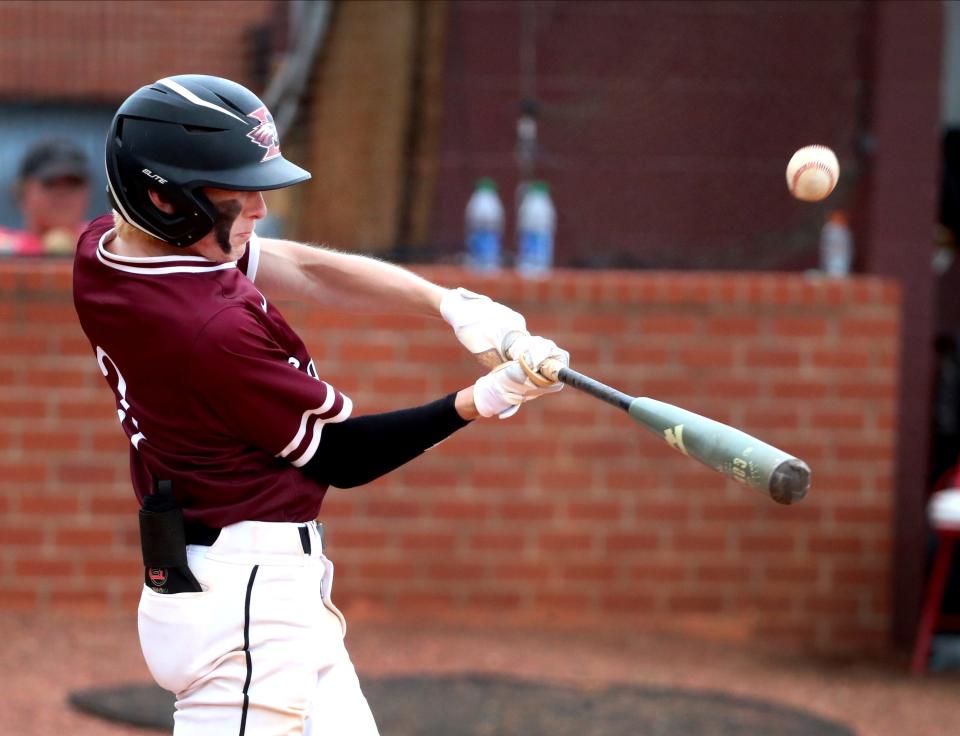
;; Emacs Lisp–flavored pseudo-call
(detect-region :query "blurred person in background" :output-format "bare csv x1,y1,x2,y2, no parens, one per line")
0,138,91,256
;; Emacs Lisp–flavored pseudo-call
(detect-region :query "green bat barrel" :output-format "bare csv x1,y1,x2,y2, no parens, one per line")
628,397,810,505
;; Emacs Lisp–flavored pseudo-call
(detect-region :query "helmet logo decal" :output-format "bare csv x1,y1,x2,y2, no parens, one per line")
247,106,281,162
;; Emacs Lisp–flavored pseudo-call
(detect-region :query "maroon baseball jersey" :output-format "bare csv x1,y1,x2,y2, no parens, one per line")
72,214,352,526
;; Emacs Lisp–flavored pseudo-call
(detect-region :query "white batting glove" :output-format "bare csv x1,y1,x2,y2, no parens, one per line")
440,287,527,359
473,360,564,419
507,334,570,376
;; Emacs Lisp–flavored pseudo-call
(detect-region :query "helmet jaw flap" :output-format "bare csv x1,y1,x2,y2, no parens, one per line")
105,75,311,248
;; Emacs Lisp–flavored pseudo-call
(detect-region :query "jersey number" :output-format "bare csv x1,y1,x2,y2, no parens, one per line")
96,347,146,450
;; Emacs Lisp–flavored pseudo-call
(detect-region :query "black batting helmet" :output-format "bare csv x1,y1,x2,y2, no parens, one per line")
105,74,310,247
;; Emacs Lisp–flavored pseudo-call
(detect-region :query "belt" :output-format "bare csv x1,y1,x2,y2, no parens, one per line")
184,521,314,555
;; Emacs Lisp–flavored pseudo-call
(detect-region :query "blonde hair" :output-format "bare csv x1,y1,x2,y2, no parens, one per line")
112,210,168,248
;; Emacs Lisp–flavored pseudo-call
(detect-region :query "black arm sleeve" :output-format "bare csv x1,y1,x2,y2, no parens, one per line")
301,392,471,488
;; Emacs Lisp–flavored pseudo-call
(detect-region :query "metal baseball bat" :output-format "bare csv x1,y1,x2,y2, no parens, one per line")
478,338,810,505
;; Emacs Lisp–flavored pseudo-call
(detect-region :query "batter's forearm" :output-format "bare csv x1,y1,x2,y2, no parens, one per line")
258,237,447,316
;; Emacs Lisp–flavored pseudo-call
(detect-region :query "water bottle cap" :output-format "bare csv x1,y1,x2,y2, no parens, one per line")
476,177,498,192
529,181,550,194
828,210,848,226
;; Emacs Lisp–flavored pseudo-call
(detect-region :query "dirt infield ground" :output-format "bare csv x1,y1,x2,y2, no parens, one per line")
4,611,959,736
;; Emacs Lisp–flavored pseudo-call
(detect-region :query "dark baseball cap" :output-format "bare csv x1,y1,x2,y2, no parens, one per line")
18,139,90,183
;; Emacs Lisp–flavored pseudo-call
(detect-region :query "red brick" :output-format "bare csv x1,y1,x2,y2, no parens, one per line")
739,533,796,554
80,558,141,579
14,558,77,577
667,594,725,613
500,502,555,522
700,502,758,522
638,315,700,335
672,531,728,553
705,316,759,337
467,532,524,551
339,341,398,362
833,505,889,524
611,345,670,364
808,533,864,555
536,532,593,551
746,348,802,369
365,500,422,518
677,347,736,368
19,496,80,515
771,380,829,399
571,313,628,333
492,562,552,583
771,317,828,338
398,532,456,551
743,410,801,430
811,348,871,370
395,592,458,613
601,593,657,612
402,469,458,489
607,532,659,552
371,375,429,394
838,317,899,339
89,495,138,515
0,588,39,611
804,595,860,615
629,562,687,583
809,411,866,431
693,564,751,583
564,563,618,582
566,501,621,521
406,342,465,363
537,468,593,491
54,528,117,547
763,563,819,585
328,530,390,549
832,566,887,586
0,334,49,356
432,501,489,520
0,525,46,546
21,431,81,451
534,592,592,614
636,502,690,522
0,463,47,483
464,591,523,612
356,561,416,580
48,589,113,613
57,463,119,484
427,561,485,580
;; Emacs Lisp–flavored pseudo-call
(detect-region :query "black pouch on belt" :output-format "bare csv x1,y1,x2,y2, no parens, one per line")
139,480,204,594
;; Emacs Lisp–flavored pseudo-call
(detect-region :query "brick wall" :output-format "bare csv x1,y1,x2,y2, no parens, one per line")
0,261,900,653
0,1,273,100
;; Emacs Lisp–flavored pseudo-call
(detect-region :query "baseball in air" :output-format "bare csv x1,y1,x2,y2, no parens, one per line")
785,145,839,202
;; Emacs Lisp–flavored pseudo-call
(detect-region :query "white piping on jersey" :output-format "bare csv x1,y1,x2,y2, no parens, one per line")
277,383,352,463
97,229,237,275
157,78,247,123
290,395,353,468
245,233,261,283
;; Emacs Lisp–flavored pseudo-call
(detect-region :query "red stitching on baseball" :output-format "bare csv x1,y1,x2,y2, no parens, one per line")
791,160,835,194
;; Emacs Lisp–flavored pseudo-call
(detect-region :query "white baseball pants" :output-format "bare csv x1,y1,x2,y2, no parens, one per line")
137,520,380,736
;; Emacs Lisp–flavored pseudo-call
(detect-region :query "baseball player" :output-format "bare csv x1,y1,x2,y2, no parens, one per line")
72,74,568,735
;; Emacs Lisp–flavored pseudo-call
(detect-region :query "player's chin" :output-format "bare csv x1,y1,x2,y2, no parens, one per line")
229,239,249,261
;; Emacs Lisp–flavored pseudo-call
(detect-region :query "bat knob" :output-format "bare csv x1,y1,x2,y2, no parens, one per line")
769,458,811,505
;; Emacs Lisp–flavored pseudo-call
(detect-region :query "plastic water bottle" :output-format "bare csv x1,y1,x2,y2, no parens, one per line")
464,178,504,271
516,181,555,278
819,210,853,277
